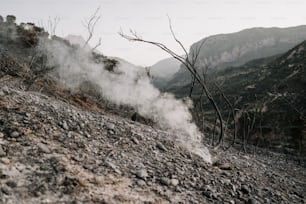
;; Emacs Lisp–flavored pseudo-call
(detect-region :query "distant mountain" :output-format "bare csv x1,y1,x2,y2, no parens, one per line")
150,57,183,89
190,25,306,69
164,25,306,90
150,57,182,79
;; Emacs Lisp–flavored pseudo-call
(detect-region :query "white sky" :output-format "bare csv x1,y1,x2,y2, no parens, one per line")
1,0,306,66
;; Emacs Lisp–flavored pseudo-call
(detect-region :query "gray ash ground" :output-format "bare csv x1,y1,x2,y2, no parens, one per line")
0,76,305,204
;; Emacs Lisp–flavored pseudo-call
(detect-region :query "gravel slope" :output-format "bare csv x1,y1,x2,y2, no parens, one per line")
0,76,305,204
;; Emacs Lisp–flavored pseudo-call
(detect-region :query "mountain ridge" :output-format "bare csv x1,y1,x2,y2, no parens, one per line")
157,25,306,90
173,40,306,156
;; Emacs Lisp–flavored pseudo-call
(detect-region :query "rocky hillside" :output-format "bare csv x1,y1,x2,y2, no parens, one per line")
1,78,306,203
173,40,306,157
0,16,306,203
162,25,306,89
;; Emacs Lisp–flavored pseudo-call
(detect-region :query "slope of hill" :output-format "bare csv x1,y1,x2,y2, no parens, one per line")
1,76,305,203
181,40,306,156
0,16,305,203
163,25,306,90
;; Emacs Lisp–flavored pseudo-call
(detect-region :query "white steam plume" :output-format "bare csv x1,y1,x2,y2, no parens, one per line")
38,38,211,164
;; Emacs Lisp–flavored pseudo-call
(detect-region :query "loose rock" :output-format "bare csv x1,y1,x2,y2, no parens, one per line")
61,121,69,130
105,122,115,130
156,142,167,151
37,143,51,154
241,185,250,194
0,158,10,164
218,162,232,170
131,137,139,145
170,178,179,186
0,146,6,157
136,169,148,180
160,177,170,186
10,131,20,138
1,185,11,195
246,198,257,204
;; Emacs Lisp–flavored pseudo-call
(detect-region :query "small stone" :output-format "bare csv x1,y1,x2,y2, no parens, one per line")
37,143,51,154
6,181,17,188
1,185,11,195
239,176,246,183
0,170,8,179
131,137,139,145
0,146,6,157
222,179,231,185
0,158,10,164
246,198,257,204
160,177,170,186
114,168,121,175
136,180,146,186
218,162,232,170
156,142,167,151
212,158,221,166
202,190,212,198
170,178,179,186
205,185,216,193
2,86,10,94
62,121,69,130
243,155,250,160
231,184,237,192
105,161,116,169
241,185,250,194
105,123,115,130
105,161,121,174
0,132,4,138
263,198,270,203
0,90,5,96
10,131,20,138
136,169,148,180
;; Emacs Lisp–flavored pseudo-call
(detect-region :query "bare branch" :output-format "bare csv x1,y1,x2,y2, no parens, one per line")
48,16,60,36
83,6,102,50
119,18,225,148
167,15,189,60
37,16,60,37
91,37,102,51
214,82,237,150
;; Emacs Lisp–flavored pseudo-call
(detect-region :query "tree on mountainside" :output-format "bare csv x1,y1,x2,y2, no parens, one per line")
82,6,102,51
119,17,237,149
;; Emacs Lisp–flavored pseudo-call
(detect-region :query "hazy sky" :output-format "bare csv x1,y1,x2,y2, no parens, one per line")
1,0,305,66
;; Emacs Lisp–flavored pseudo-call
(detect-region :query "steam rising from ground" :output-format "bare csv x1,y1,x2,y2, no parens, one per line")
38,38,211,163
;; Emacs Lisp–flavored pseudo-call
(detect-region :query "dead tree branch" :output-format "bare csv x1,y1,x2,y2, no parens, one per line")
119,20,225,148
214,82,237,150
48,16,60,36
37,16,60,37
82,6,102,50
